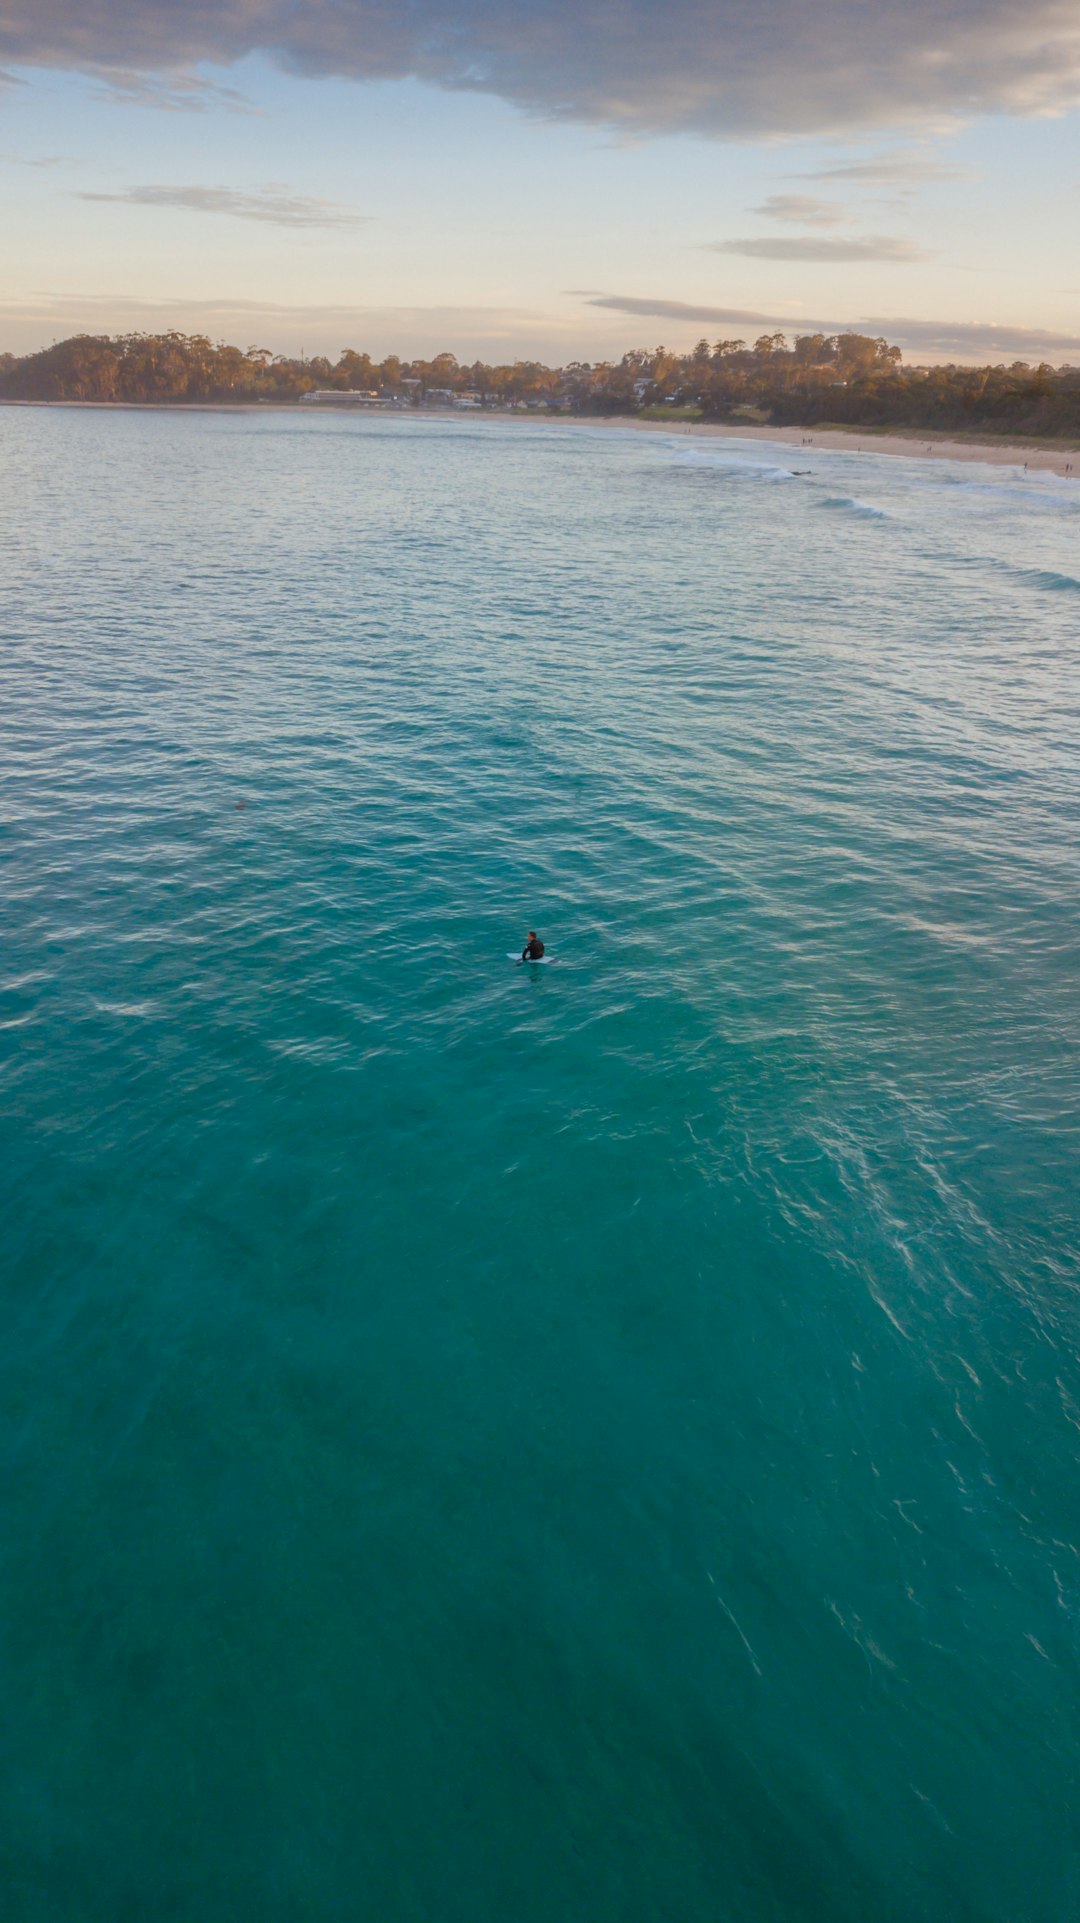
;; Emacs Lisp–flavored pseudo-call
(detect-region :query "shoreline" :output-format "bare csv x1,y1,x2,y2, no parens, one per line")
600,415,1080,477
3,397,1077,474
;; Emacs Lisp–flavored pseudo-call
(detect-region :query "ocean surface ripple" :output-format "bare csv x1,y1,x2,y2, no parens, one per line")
2,409,1079,1923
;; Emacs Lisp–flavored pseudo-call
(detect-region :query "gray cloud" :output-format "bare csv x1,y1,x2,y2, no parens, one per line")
711,235,928,262
753,195,851,228
2,1,1080,139
586,295,1080,360
587,296,778,327
76,183,369,229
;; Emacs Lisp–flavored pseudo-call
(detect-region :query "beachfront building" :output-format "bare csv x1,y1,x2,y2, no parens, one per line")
299,389,383,405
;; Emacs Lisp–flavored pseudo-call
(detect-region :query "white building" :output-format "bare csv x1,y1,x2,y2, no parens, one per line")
299,389,382,405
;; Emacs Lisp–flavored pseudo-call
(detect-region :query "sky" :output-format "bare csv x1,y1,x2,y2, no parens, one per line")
1,0,1079,365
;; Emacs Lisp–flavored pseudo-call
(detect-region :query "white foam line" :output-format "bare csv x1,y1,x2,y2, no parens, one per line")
708,1573,763,1677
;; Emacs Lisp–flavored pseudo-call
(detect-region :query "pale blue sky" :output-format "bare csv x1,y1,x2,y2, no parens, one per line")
2,24,1078,364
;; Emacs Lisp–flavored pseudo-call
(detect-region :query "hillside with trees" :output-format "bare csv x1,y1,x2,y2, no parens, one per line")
2,329,1078,438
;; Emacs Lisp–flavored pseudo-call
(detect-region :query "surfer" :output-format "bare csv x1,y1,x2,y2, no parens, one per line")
521,931,545,961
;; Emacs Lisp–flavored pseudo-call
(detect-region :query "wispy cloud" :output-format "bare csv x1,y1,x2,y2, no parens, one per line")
2,1,1080,139
800,150,977,185
89,68,258,114
752,195,851,228
0,151,69,166
710,235,929,263
75,184,370,230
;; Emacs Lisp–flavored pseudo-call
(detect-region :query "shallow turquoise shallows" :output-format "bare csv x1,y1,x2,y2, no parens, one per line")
2,408,1079,1922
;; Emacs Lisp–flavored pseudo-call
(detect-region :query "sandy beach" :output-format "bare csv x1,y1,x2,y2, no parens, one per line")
616,415,1079,477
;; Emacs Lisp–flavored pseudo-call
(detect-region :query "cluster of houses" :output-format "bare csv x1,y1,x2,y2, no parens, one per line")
300,383,483,409
299,384,569,410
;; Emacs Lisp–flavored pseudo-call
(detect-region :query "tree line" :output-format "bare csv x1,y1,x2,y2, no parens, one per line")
2,329,1078,437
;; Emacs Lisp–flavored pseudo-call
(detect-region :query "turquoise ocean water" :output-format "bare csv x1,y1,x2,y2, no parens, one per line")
2,408,1079,1920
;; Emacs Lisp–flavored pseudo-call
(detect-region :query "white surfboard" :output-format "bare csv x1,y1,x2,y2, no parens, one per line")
508,952,555,964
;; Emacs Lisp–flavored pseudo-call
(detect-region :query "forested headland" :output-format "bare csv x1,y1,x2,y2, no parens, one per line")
2,329,1079,438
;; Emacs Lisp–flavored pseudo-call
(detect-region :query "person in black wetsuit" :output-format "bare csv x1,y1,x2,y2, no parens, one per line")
521,931,545,960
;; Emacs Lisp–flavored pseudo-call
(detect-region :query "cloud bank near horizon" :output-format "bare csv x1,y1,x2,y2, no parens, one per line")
3,0,1080,139
0,290,585,357
584,296,1080,360
0,289,1077,364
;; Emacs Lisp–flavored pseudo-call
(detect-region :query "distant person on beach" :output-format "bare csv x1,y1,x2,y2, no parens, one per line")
521,931,545,960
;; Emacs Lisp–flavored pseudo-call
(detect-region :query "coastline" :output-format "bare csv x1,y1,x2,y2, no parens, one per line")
3,397,1077,474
